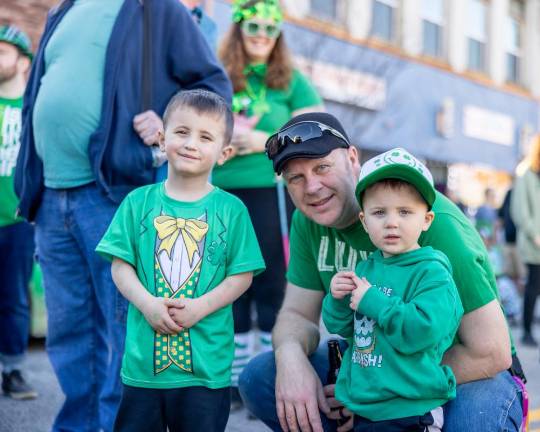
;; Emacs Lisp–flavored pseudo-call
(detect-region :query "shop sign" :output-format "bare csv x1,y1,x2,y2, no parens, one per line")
462,105,515,146
296,56,386,111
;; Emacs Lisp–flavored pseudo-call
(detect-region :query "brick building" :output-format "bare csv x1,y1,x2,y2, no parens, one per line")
0,0,58,51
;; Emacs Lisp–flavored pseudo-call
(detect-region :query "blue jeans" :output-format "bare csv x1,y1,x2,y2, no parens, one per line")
0,222,34,366
35,184,127,432
239,341,524,432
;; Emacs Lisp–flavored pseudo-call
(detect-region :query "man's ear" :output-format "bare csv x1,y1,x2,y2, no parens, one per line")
423,211,435,231
347,146,361,177
217,145,233,166
158,130,166,152
18,56,31,75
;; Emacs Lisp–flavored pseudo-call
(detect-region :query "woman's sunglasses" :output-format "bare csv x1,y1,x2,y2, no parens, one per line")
241,20,281,39
265,121,350,159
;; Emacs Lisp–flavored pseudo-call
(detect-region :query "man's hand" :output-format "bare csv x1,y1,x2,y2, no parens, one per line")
275,343,330,432
535,235,540,248
323,385,354,432
349,276,371,311
133,110,163,146
330,271,357,299
165,298,204,329
141,295,183,334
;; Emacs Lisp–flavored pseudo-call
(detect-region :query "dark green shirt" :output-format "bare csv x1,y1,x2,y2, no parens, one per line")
212,68,321,189
287,191,500,314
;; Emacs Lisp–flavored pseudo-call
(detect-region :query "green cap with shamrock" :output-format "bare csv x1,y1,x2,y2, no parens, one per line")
355,148,436,209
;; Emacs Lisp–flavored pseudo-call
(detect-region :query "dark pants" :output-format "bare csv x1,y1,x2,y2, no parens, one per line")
523,263,540,334
114,385,231,432
353,412,436,431
227,187,294,333
0,222,34,359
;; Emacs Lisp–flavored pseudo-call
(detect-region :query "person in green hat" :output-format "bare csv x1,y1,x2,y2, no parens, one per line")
322,148,463,431
0,24,38,400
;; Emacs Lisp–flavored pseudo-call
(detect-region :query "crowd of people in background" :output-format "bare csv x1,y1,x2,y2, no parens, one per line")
448,135,540,349
0,0,537,431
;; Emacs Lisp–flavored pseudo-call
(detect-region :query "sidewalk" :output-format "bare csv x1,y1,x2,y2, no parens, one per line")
1,325,539,432
0,340,268,432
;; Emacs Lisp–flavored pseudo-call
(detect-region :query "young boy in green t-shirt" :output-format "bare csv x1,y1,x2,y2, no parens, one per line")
96,89,265,432
322,148,463,431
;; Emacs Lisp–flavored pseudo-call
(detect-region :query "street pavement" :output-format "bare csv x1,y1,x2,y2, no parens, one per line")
1,324,539,432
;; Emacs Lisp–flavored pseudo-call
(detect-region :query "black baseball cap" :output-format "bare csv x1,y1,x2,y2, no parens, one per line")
266,112,351,174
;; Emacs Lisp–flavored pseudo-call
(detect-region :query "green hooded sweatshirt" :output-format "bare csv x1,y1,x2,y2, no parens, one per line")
322,246,463,421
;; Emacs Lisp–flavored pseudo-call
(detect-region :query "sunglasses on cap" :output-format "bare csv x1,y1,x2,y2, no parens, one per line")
266,121,350,159
241,20,281,38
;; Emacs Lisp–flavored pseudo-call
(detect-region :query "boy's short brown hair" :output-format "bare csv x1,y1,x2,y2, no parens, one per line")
162,89,234,146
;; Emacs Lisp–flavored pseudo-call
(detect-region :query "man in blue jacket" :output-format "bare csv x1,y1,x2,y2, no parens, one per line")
14,1,231,431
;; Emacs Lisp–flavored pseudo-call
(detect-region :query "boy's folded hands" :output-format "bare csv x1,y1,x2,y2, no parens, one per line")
141,295,183,335
166,298,205,330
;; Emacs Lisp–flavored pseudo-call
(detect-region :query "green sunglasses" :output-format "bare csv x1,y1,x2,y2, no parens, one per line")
241,20,281,38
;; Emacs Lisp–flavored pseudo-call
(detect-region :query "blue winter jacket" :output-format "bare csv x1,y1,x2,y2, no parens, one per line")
15,0,232,221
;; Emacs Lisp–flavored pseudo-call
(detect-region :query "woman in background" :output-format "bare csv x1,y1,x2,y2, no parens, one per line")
213,0,323,407
511,134,540,347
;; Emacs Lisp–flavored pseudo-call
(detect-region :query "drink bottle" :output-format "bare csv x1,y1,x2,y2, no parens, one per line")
327,339,349,426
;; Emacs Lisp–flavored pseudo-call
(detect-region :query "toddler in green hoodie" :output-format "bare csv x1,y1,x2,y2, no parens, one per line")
322,148,464,432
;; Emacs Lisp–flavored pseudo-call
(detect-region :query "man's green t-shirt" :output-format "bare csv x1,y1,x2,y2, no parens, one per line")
212,68,321,189
0,97,24,227
288,191,499,315
96,183,265,389
322,248,463,420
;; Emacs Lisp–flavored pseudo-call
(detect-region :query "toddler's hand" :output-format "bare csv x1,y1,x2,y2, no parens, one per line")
166,298,204,329
141,295,183,335
330,271,357,299
349,277,371,311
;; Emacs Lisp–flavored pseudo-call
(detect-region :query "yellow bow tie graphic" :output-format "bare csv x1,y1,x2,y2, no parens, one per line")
154,216,208,265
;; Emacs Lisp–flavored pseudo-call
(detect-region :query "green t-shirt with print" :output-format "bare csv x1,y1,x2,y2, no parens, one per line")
0,97,24,227
212,67,321,189
288,191,499,315
96,183,265,389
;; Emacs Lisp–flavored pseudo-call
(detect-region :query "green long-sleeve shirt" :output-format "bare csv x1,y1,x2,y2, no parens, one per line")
322,247,463,421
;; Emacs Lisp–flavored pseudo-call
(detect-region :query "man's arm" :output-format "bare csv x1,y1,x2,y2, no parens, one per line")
272,283,331,432
442,299,512,383
273,282,323,355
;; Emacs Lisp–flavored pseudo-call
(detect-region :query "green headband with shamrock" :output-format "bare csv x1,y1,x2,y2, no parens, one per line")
232,0,283,24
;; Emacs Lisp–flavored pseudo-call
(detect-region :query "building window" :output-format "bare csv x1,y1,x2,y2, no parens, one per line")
466,0,488,72
421,0,444,58
309,0,346,24
310,0,337,20
506,1,523,83
371,0,398,42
